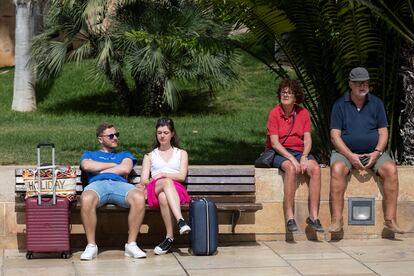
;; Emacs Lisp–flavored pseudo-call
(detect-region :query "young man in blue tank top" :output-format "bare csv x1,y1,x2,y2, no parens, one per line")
329,67,404,234
79,123,146,260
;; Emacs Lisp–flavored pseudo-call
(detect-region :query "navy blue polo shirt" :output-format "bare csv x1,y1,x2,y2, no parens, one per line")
330,92,388,154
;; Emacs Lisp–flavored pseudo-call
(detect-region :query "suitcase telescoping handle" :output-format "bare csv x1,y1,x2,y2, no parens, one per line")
37,143,55,148
36,143,57,205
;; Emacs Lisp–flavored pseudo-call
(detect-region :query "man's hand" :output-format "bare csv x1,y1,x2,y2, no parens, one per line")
349,153,365,170
364,151,380,169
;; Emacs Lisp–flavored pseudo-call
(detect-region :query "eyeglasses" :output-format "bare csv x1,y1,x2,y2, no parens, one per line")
352,81,369,87
281,90,294,96
101,132,120,139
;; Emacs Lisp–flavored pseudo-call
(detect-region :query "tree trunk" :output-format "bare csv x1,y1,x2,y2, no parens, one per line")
12,0,36,112
399,46,414,165
136,79,165,116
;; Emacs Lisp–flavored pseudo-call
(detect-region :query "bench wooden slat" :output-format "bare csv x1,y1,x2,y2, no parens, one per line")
186,184,255,193
187,167,254,176
15,194,256,204
187,194,255,203
185,176,254,184
14,202,262,212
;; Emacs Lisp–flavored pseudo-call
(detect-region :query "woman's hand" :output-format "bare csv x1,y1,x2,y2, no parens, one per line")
135,183,145,192
300,155,308,173
289,157,301,174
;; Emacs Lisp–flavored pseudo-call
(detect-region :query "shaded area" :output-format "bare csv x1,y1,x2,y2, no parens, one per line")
188,137,265,165
40,90,125,115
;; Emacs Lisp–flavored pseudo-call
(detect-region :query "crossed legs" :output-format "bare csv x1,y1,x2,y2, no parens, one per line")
155,178,185,239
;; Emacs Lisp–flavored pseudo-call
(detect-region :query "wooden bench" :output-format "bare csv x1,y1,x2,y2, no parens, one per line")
15,166,262,233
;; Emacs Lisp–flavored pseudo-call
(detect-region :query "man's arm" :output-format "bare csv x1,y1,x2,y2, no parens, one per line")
80,159,117,174
330,128,365,170
100,158,134,176
365,127,388,168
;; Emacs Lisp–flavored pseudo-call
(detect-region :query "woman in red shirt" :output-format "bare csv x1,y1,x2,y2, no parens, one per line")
266,79,323,233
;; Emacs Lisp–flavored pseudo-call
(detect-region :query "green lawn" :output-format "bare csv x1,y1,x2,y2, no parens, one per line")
0,54,279,165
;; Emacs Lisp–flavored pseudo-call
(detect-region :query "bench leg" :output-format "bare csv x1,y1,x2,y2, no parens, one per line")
231,210,241,234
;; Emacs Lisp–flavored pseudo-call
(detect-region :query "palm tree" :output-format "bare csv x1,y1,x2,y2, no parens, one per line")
30,0,237,115
30,0,133,113
113,0,237,114
12,0,36,112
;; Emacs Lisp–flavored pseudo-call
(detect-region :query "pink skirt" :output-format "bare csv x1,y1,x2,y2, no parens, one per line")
145,177,191,208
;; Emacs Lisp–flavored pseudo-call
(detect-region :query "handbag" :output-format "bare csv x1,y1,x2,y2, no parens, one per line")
254,109,297,168
254,148,276,168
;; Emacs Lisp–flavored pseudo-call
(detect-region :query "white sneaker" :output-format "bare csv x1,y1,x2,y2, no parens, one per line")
80,244,98,260
125,242,146,258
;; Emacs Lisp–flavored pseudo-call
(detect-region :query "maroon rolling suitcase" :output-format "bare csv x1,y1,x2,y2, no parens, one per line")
25,143,72,259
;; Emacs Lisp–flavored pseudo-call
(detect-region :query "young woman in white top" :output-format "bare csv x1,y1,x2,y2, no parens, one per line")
139,118,191,255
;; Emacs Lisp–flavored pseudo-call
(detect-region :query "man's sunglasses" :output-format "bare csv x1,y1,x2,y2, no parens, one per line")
101,132,120,139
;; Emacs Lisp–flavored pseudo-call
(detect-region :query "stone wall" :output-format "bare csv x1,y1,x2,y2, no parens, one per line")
1,165,413,249
253,167,414,241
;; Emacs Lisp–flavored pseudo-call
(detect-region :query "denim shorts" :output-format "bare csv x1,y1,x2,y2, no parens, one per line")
272,149,316,169
83,180,136,208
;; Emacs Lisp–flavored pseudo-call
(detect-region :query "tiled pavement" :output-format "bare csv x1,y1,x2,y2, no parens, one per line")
1,238,414,275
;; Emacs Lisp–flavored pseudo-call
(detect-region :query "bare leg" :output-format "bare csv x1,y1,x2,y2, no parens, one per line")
80,191,99,244
158,192,174,239
377,161,399,221
281,160,297,220
155,178,184,221
126,189,146,243
306,160,321,220
329,161,349,231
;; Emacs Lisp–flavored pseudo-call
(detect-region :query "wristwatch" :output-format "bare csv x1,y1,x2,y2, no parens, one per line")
374,148,383,156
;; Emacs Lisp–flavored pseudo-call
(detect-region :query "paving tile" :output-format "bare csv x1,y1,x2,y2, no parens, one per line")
3,252,76,276
266,240,349,260
365,261,414,276
73,249,186,276
187,266,300,276
174,244,288,270
341,245,414,262
334,239,414,262
4,266,76,276
289,259,375,275
331,238,410,247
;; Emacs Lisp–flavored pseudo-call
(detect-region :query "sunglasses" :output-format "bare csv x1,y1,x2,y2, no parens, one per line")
101,132,120,139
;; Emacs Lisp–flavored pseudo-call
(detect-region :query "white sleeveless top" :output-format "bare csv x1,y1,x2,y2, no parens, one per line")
150,147,181,178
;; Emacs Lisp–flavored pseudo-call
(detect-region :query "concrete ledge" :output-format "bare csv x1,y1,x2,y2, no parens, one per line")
254,166,414,241
1,165,414,249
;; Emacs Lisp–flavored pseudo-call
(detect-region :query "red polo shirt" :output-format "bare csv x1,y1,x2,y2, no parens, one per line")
266,104,311,152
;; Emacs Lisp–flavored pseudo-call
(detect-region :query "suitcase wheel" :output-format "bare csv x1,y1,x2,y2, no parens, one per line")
61,251,71,259
26,252,33,259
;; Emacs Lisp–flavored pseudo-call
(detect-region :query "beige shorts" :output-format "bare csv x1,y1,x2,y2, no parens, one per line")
330,150,393,174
